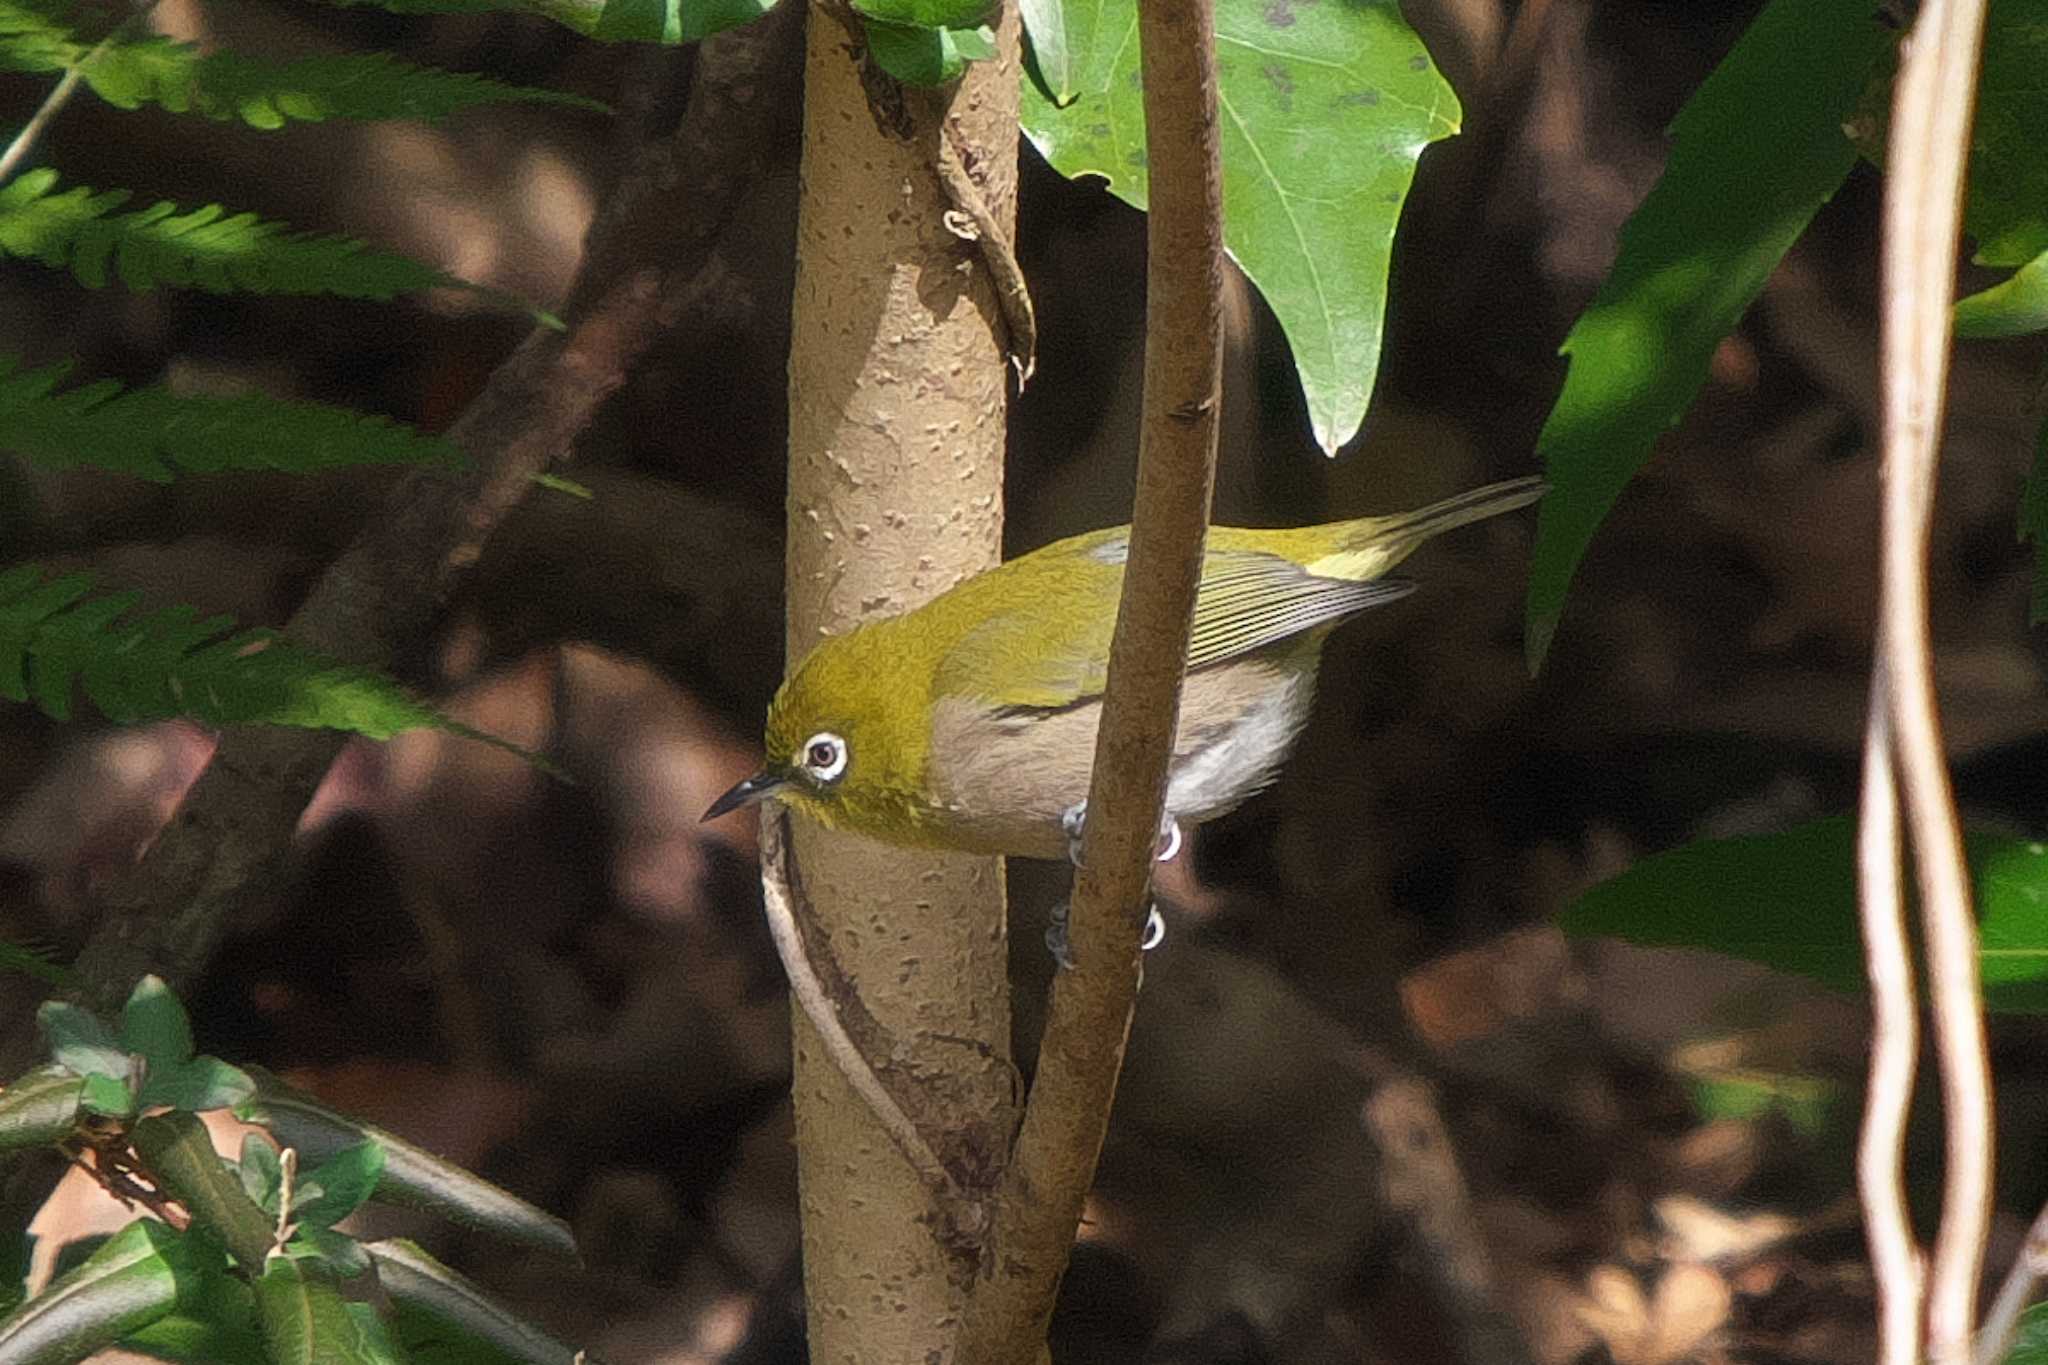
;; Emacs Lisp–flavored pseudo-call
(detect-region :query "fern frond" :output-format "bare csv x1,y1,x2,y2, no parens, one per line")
0,355,464,481
0,0,607,126
0,564,457,739
0,167,469,299
0,936,74,986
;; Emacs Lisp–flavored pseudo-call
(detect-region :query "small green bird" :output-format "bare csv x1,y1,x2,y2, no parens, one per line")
705,475,1545,861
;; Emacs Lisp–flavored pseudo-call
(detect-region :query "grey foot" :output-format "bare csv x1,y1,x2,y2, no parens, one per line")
1045,901,1168,969
1060,800,1185,868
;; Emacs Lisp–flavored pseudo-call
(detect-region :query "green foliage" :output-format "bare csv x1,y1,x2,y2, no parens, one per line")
1560,816,2048,1012
0,565,455,741
1020,0,1460,455
2010,1300,2048,1365
1015,0,1071,104
36,977,255,1117
0,169,543,318
1521,0,1894,669
0,938,71,986
0,355,463,482
0,978,587,1365
1955,248,2048,339
861,17,993,84
0,0,606,128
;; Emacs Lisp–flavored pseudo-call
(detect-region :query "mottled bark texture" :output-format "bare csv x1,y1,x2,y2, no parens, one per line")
781,3,1021,1359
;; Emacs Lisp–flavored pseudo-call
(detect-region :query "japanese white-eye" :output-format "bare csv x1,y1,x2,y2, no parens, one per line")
705,475,1545,858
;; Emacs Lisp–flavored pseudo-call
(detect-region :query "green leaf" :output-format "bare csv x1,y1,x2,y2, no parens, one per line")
35,1000,127,1081
1520,0,1894,670
118,975,194,1071
0,1220,200,1365
1953,0,2048,268
1020,0,1460,455
140,1057,255,1114
2011,1299,2048,1365
1017,0,1072,105
1560,816,2048,1012
852,0,988,31
861,19,986,85
0,938,72,986
131,1112,277,1273
0,1066,82,1150
2023,411,2048,626
239,1069,576,1258
0,354,463,482
254,1256,388,1365
0,0,608,128
120,1306,268,1365
370,1239,582,1365
238,1134,283,1211
79,1073,137,1120
290,1227,373,1280
587,0,773,42
1955,247,2048,340
294,1142,386,1230
0,170,548,321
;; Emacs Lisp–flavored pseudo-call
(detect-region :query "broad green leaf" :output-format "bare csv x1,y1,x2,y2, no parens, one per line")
852,0,988,31
1021,0,1460,455
140,1057,255,1114
131,1112,277,1273
1521,0,1894,670
0,1232,26,1317
254,1257,386,1365
294,1142,387,1229
2011,1300,2048,1365
118,975,193,1071
1955,248,2048,340
1560,816,2048,1012
1017,0,1072,105
2023,412,2048,625
588,0,772,42
862,19,988,85
1954,0,2048,267
239,1069,576,1258
0,1220,198,1365
238,1134,282,1208
370,1239,581,1365
34,999,127,1080
116,1243,264,1365
0,1066,83,1149
291,1227,373,1280
79,1073,136,1120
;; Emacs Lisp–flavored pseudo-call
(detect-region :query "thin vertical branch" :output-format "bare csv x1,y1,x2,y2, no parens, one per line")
1858,664,1923,1365
0,68,83,186
1876,1,1993,1360
958,0,1224,1355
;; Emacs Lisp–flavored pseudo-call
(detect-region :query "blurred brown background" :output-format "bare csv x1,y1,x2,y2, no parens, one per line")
6,0,2048,1360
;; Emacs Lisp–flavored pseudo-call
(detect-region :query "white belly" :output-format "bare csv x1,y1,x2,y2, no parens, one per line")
1164,665,1317,823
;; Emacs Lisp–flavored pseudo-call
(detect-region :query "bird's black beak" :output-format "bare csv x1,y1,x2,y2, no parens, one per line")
703,768,790,822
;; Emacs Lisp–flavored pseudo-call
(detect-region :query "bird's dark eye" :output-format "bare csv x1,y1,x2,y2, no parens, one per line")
799,731,849,783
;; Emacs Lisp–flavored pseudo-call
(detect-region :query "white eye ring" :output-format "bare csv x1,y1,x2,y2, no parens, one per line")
798,731,848,784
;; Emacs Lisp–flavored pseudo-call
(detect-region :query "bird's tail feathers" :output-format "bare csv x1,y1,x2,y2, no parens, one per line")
1308,474,1547,580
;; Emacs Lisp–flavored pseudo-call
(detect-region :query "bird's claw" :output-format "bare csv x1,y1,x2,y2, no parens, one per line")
1060,800,1184,869
1045,900,1168,969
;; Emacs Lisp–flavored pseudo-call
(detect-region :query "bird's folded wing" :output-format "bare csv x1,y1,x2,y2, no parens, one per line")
937,545,1416,713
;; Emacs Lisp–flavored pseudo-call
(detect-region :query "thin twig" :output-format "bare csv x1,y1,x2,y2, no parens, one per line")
757,810,970,1215
957,0,1224,1354
1877,1,1994,1360
935,121,1037,384
0,67,83,187
1857,664,1924,1365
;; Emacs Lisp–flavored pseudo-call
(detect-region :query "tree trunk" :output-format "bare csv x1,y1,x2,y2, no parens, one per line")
783,5,1021,1360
